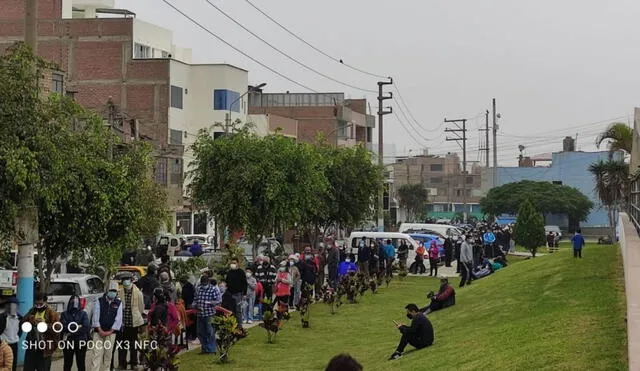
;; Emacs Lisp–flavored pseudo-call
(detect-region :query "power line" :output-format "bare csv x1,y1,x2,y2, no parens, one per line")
203,0,376,94
161,0,334,96
391,110,429,148
242,0,388,80
393,81,444,133
393,95,435,143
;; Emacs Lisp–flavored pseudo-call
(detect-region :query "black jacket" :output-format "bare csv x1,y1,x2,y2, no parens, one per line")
299,259,317,285
225,269,248,295
61,302,89,341
181,281,195,308
400,313,434,347
327,247,340,268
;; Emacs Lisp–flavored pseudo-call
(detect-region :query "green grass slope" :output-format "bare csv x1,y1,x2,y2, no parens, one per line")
180,245,627,370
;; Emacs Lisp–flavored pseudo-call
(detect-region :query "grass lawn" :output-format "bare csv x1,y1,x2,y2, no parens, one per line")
180,245,627,370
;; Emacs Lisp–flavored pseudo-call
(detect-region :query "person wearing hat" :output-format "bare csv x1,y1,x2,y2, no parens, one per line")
420,275,456,314
135,263,160,310
60,294,89,371
117,272,145,370
0,297,20,371
90,281,123,371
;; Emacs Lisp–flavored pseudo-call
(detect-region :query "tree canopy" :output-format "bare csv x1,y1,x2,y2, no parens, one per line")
480,180,593,222
595,122,633,158
0,42,168,286
589,160,628,240
397,184,429,222
189,125,382,255
513,199,546,257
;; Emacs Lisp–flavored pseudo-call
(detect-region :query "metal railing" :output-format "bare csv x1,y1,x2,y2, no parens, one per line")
629,177,640,235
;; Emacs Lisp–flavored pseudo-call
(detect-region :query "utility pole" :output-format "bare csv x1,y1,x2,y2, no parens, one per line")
445,118,468,222
492,98,498,187
377,78,393,231
17,1,38,365
479,110,490,168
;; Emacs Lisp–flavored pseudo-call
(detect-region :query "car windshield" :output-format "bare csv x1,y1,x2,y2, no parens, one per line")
47,282,81,296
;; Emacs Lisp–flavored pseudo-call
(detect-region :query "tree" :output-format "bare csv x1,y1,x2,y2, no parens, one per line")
513,199,546,257
480,180,593,224
397,184,429,222
189,126,327,258
595,122,633,158
588,160,628,241
0,43,168,289
301,144,382,247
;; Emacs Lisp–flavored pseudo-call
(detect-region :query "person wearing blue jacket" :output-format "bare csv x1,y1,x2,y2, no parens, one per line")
571,229,586,258
61,295,90,371
338,255,358,277
383,240,396,278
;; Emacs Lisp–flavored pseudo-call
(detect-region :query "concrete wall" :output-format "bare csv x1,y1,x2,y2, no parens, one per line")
618,213,640,370
488,151,622,227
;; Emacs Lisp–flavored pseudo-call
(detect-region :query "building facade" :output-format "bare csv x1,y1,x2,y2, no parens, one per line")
487,150,623,228
248,92,375,148
0,0,252,235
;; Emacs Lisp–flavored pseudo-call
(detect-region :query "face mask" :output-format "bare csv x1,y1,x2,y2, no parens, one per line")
345,259,351,263
305,256,312,261
230,264,238,270
8,304,17,315
123,280,132,288
71,299,80,309
107,291,117,300
406,313,413,320
246,272,252,278
289,261,294,266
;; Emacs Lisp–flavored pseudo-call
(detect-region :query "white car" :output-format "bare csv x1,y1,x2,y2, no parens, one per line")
45,274,105,319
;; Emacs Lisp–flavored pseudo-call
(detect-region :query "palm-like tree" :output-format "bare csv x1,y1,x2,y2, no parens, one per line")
588,160,629,240
595,122,633,158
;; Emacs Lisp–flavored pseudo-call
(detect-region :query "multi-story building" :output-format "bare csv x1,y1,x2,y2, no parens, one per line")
248,92,376,148
389,151,484,222
0,0,253,235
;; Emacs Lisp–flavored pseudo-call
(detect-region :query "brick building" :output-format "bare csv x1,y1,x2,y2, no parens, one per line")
0,0,253,235
248,92,376,148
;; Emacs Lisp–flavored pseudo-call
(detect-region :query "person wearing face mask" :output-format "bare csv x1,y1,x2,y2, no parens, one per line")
194,276,221,354
60,295,89,371
90,281,123,371
389,304,434,360
242,268,257,324
116,272,145,370
287,255,301,309
22,292,60,371
0,297,21,371
274,260,292,315
459,236,474,288
224,258,248,327
159,272,177,303
327,243,340,289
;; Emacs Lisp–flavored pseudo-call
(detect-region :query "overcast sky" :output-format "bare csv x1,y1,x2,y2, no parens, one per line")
115,0,640,166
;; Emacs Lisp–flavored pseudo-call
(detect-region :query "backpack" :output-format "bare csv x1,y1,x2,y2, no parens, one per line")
150,303,168,327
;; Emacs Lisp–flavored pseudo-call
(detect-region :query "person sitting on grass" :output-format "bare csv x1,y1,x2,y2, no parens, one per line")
420,276,455,314
389,303,434,360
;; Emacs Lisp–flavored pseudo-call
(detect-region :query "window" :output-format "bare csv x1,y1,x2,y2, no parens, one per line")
213,89,241,112
552,181,563,185
170,85,183,109
170,158,182,185
170,129,183,145
466,176,474,184
154,158,167,185
51,73,63,94
430,177,443,184
86,278,104,294
47,282,81,296
134,42,151,58
430,164,443,172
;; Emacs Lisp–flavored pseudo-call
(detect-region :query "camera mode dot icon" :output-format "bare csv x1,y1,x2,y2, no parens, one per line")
21,322,32,333
36,322,48,333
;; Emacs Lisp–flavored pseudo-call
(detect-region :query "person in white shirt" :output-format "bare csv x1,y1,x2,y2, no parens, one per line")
0,297,21,371
90,281,123,371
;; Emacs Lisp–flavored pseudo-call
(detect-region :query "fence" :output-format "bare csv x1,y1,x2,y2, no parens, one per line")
629,177,640,234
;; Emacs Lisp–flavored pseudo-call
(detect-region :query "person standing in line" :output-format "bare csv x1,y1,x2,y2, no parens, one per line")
428,241,439,277
60,295,89,371
22,293,59,371
571,229,586,258
288,255,302,308
415,242,427,275
443,237,453,267
357,237,370,279
243,268,257,324
383,239,396,278
459,236,474,287
224,258,248,327
135,263,160,310
454,236,462,274
117,272,145,370
0,297,21,371
194,276,221,354
327,243,340,288
274,260,292,314
90,282,123,371
314,246,327,299
397,240,409,271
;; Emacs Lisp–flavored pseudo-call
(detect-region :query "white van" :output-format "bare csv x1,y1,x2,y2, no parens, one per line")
348,232,419,263
398,223,463,239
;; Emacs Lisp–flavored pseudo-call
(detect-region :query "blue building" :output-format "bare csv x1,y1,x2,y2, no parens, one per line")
488,150,623,228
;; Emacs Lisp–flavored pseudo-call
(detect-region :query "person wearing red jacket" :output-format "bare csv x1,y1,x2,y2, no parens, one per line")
428,241,440,277
421,275,455,314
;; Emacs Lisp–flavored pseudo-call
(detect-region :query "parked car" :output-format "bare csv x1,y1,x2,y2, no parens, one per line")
0,270,17,299
184,235,217,252
43,274,104,318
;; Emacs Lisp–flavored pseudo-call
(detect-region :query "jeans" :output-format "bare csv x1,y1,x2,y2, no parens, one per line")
573,248,582,258
459,261,472,287
243,294,255,321
197,315,216,353
24,349,52,371
396,333,432,353
232,293,244,326
429,258,438,276
63,341,87,371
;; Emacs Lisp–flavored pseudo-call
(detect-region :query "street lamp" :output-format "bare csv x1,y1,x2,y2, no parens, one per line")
224,82,267,132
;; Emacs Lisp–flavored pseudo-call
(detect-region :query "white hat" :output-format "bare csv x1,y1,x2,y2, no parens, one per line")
108,281,119,291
